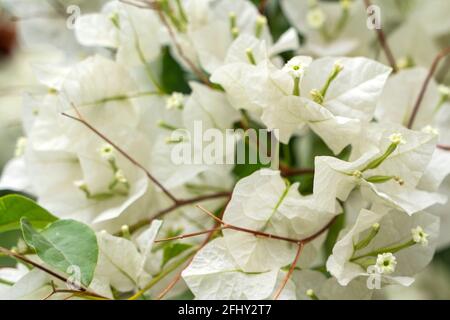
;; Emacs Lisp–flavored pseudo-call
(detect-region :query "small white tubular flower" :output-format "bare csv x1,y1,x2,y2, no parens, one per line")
438,84,450,99
14,137,27,157
165,92,184,110
421,125,439,136
99,144,115,161
73,180,87,189
389,132,406,145
333,61,344,73
352,170,363,178
375,253,397,275
307,7,326,29
256,15,267,28
411,226,429,246
282,56,313,78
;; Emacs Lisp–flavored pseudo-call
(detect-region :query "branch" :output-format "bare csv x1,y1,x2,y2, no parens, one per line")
407,46,450,129
154,227,226,243
155,202,230,300
126,191,231,234
363,0,398,73
197,205,338,245
128,249,196,300
153,3,212,87
0,246,106,299
280,165,315,177
194,206,337,299
121,0,212,86
61,111,178,203
62,106,232,235
272,242,304,300
44,285,109,300
155,224,218,300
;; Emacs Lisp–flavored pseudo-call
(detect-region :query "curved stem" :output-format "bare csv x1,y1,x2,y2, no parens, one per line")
128,250,196,300
125,192,231,234
407,46,450,129
273,242,304,300
0,246,106,299
438,144,450,151
61,110,178,204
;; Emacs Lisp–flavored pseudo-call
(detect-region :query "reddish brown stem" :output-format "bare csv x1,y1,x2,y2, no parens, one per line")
126,192,231,234
61,111,178,204
280,165,315,177
153,3,212,87
407,46,450,129
273,242,304,300
0,247,106,299
156,201,231,300
438,144,450,151
363,0,398,73
154,226,227,243
197,205,338,245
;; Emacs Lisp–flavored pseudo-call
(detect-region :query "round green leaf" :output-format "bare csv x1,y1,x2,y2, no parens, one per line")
21,218,99,287
0,195,57,233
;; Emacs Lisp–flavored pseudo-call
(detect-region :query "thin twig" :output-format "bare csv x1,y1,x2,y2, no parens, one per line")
363,0,398,73
0,246,106,299
438,144,450,151
154,227,226,243
280,165,315,177
126,192,231,234
155,221,218,300
273,242,304,300
153,3,212,86
63,107,232,234
61,111,178,203
196,205,338,245
155,202,230,300
407,46,450,129
195,206,337,299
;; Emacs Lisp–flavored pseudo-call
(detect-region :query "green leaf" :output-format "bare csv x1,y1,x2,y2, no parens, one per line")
0,195,57,233
162,243,193,268
160,46,190,94
20,218,98,286
324,212,346,258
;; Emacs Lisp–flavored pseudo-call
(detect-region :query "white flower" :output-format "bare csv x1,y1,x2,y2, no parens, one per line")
222,169,338,272
182,238,280,300
99,144,115,161
165,92,185,110
421,125,439,136
307,7,326,29
389,133,406,145
438,84,450,98
75,1,164,68
314,123,444,215
327,208,439,286
375,253,397,274
411,226,429,246
282,56,313,78
73,180,87,189
215,56,391,152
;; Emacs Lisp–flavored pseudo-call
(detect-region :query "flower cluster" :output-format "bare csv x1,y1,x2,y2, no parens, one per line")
0,0,449,301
